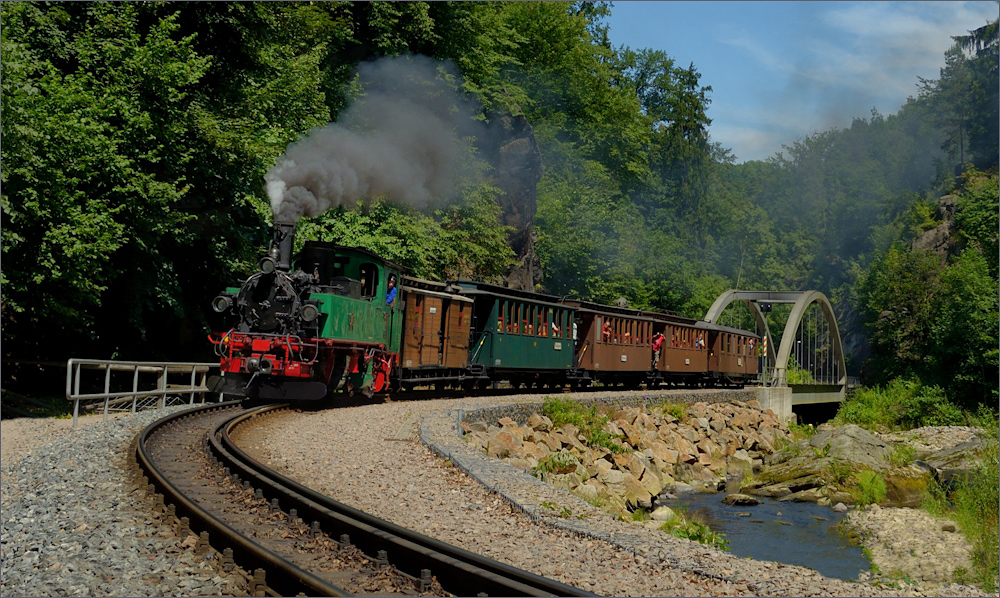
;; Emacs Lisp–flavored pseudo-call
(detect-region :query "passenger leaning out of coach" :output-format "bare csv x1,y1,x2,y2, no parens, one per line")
652,331,664,369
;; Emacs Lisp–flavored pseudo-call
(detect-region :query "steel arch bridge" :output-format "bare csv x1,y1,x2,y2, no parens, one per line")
705,290,847,406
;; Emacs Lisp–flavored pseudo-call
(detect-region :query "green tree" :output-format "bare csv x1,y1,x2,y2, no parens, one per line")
1,2,332,364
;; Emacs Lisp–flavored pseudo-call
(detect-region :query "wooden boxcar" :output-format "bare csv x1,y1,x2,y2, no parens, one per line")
457,281,580,387
396,276,477,389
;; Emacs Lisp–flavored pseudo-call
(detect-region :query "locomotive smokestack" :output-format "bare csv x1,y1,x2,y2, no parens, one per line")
273,221,296,270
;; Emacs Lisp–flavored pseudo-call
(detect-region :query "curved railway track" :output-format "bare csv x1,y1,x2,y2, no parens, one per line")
134,402,595,597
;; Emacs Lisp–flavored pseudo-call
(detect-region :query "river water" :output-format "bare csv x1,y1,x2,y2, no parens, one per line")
661,491,870,580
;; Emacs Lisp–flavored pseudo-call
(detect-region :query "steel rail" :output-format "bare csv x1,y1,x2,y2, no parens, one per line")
134,402,349,597
219,406,596,597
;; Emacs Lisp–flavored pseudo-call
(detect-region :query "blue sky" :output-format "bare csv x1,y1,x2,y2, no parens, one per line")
604,1,999,162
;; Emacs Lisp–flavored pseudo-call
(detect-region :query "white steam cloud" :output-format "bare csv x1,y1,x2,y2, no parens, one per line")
266,55,481,223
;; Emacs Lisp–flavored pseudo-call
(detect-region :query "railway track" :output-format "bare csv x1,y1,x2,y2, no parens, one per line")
134,402,595,596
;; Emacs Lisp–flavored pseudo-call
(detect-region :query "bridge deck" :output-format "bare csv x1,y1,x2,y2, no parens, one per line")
789,383,845,405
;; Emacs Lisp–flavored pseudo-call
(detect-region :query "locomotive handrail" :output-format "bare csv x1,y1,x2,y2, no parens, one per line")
66,358,222,427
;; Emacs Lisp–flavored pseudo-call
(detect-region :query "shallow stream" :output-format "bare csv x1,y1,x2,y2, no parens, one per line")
661,491,870,580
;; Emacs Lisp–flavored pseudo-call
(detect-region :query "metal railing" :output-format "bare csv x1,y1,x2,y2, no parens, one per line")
66,359,222,427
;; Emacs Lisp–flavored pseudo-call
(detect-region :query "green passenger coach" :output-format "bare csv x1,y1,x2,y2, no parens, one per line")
456,281,584,388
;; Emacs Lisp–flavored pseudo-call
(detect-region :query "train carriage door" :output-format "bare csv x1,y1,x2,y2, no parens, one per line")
444,298,470,368
402,293,423,368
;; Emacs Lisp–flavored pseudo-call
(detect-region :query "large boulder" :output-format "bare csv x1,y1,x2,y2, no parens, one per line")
623,472,653,509
922,438,987,488
487,429,523,458
807,424,892,471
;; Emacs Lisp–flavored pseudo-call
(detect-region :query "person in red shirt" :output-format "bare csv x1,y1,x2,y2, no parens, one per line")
651,331,665,369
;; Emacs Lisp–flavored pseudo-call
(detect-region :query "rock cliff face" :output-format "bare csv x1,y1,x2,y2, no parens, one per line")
911,194,961,258
480,113,543,290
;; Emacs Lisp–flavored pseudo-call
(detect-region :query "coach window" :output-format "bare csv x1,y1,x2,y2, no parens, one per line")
497,301,505,334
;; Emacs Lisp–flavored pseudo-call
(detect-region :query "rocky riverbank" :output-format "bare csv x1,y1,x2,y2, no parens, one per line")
461,397,993,594
462,398,789,514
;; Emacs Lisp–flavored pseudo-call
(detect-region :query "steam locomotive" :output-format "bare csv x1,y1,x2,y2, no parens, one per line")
208,223,759,401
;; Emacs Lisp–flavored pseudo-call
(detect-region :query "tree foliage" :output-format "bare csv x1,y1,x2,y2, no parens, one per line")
1,2,996,416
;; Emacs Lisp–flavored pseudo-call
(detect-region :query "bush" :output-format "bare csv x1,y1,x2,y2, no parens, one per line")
833,378,963,431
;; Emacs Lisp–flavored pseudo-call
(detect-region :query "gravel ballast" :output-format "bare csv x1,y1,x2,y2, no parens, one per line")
1,405,248,597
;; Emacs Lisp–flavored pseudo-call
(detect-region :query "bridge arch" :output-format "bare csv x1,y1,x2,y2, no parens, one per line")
772,291,846,387
704,290,846,389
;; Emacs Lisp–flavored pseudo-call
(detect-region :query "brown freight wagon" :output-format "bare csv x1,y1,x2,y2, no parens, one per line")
397,276,477,389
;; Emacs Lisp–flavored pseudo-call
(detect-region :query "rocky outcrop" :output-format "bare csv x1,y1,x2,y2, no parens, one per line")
911,194,961,259
744,424,990,508
462,400,791,516
480,113,543,291
922,438,987,488
745,424,930,507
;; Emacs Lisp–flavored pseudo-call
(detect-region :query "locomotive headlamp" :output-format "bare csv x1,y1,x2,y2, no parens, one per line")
259,257,276,274
246,356,273,375
301,304,319,322
212,295,233,313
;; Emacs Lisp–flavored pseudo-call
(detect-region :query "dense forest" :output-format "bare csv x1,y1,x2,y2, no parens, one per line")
2,2,997,412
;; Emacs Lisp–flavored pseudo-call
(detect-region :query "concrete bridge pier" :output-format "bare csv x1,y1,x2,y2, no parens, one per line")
756,385,792,424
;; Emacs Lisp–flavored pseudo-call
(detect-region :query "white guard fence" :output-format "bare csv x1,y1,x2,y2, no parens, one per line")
66,359,223,427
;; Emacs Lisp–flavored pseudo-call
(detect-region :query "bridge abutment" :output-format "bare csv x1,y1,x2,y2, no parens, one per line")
756,385,792,424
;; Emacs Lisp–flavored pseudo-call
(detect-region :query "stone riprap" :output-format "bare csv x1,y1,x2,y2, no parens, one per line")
463,399,790,514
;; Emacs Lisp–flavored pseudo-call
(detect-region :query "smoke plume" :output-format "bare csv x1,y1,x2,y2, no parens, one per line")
266,55,481,223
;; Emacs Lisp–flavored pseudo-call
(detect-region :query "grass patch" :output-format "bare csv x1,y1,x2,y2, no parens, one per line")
826,458,853,486
541,397,627,453
949,437,999,592
659,508,729,551
539,501,574,518
852,470,887,505
531,451,579,477
787,421,817,441
656,400,687,421
888,443,916,467
913,409,999,592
